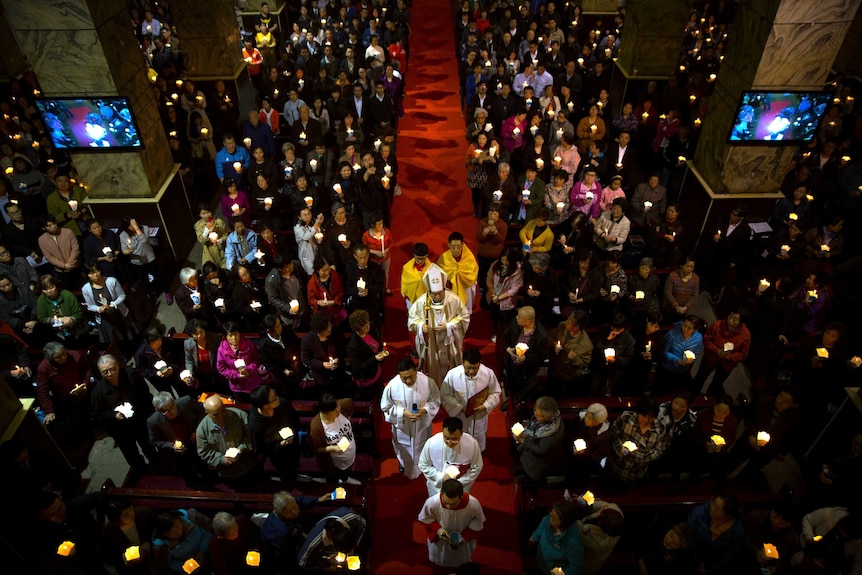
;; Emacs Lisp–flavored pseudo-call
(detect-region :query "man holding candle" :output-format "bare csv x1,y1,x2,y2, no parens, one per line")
225,217,259,271
418,478,486,568
514,396,567,482
297,506,367,571
215,134,251,184
419,417,483,496
147,391,205,476
408,263,470,386
46,171,90,237
248,385,300,483
691,309,751,396
607,396,668,484
630,173,667,226
345,243,384,321
548,310,594,396
241,109,275,158
197,394,257,480
381,358,441,478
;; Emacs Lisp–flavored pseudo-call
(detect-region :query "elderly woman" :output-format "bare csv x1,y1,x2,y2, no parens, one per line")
627,257,661,324
35,274,85,343
570,168,602,219
300,312,345,391
572,403,612,479
514,395,567,482
544,170,572,225
345,309,387,399
519,207,554,255
529,500,584,575
279,142,304,198
174,267,210,322
293,207,324,276
82,260,134,346
216,321,268,400
593,198,630,253
466,108,492,142
308,256,347,327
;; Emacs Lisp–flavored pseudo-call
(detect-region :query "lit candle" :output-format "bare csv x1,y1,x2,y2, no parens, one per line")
512,127,521,136
265,197,274,207
645,341,652,352
279,427,294,439
820,244,830,252
57,541,76,556
356,278,366,290
246,551,261,567
590,124,597,133
723,342,735,352
574,438,587,452
233,161,242,173
335,552,347,563
289,299,299,312
347,556,361,571
763,543,779,559
610,285,620,294
581,490,595,505
200,127,209,136
816,347,830,359
234,359,246,369
756,431,770,446
759,279,770,291
711,435,726,447
208,232,219,242
337,233,347,242
511,423,525,436
68,200,78,211
635,291,644,300
174,440,183,449
231,203,240,214
535,158,544,169
684,350,696,360
332,486,347,500
243,137,252,147
780,244,790,255
622,440,638,453
314,232,324,242
515,342,529,356
182,558,200,574
604,348,615,360
352,163,361,172
310,158,318,170
643,201,652,210
381,175,390,187
337,436,350,452
124,545,141,563
556,201,565,213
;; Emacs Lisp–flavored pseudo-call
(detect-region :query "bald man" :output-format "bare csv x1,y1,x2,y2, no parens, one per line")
196,395,257,479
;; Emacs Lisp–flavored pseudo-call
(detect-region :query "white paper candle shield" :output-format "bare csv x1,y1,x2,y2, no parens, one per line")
684,350,696,360
234,359,246,369
574,438,587,452
515,343,529,356
610,285,620,294
337,233,347,242
180,369,192,381
356,278,366,290
225,447,240,458
756,431,771,445
279,427,294,440
511,422,525,436
622,441,637,453
337,436,350,452
635,291,644,299
711,435,726,447
444,464,460,478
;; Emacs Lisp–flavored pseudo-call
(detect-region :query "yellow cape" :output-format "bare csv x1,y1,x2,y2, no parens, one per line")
437,246,479,304
401,258,429,303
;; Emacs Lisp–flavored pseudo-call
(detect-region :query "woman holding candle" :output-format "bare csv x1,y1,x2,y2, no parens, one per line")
200,261,231,327
194,205,228,269
81,260,135,347
576,105,605,155
219,178,251,227
486,247,523,346
279,142,304,198
35,274,86,344
346,309,387,399
544,170,572,225
249,145,280,192
307,256,347,327
187,110,216,161
182,319,225,394
649,203,684,269
310,393,357,482
562,250,603,316
570,167,602,219
523,131,552,184
229,265,267,331
611,102,639,138
331,161,359,214
548,310,594,396
294,207,324,276
362,215,393,296
686,495,744,574
255,223,288,273
657,315,704,392
519,208,554,256
466,133,492,218
663,256,700,319
216,321,268,400
514,395,567,482
336,112,364,150
529,501,584,575
694,395,738,473
593,198,630,253
790,272,829,337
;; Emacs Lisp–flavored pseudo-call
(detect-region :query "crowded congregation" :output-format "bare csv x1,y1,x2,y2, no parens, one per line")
1,0,862,574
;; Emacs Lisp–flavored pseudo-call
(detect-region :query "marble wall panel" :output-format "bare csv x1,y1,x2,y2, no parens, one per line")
96,6,149,96
754,22,851,89
178,35,244,77
774,0,861,24
833,6,862,75
0,12,29,80
722,146,795,194
16,29,116,95
172,0,243,76
72,151,151,198
615,0,690,76
2,0,94,31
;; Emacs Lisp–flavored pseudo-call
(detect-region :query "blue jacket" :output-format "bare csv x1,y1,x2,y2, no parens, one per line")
152,509,212,574
260,495,319,570
531,514,584,574
660,321,703,373
242,120,275,158
225,229,258,271
215,146,250,180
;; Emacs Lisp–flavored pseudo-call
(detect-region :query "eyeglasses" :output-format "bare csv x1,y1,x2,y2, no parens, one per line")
100,366,118,375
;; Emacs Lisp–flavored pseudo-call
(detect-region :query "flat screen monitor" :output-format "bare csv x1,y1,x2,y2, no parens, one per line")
34,97,143,151
728,91,831,143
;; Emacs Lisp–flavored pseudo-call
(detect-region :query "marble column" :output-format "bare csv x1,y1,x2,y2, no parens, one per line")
0,0,194,260
0,0,174,199
614,0,691,78
581,0,620,13
693,0,862,195
170,0,244,78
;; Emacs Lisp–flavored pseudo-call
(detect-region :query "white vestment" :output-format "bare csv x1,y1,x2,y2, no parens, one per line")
379,372,441,479
407,291,470,385
440,364,502,452
418,493,486,567
418,431,483,496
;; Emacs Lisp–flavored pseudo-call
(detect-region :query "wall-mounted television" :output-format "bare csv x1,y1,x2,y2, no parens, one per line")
728,91,831,144
34,97,143,151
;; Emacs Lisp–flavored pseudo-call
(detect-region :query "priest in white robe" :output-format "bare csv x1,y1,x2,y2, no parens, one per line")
380,358,441,479
440,347,502,452
418,417,483,496
407,263,470,386
418,478,486,568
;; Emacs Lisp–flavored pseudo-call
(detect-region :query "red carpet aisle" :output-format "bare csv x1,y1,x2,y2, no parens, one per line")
371,1,522,574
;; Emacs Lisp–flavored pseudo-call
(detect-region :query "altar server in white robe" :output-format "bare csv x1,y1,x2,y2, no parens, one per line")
418,478,486,568
440,347,502,452
380,358,441,479
418,417,483,496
